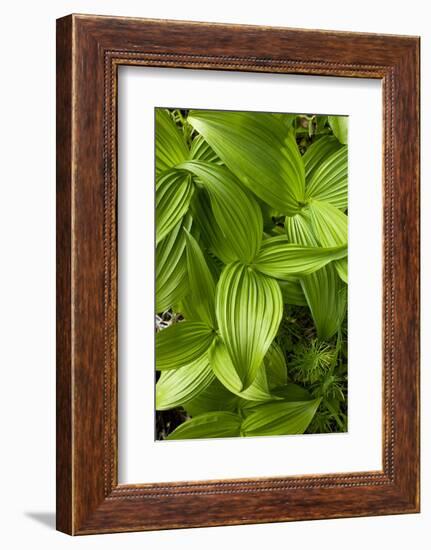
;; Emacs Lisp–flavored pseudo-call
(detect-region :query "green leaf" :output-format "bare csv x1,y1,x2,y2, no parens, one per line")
303,136,342,181
189,134,221,164
272,383,312,401
265,342,288,388
155,109,189,175
156,170,194,244
305,147,348,210
278,279,307,306
188,110,305,214
183,377,238,417
241,398,321,436
253,235,347,279
189,187,233,264
156,321,216,371
309,200,348,283
328,115,348,145
178,161,263,263
301,264,347,339
184,231,217,327
215,263,283,390
285,211,347,339
156,355,214,410
167,411,242,440
156,215,192,312
210,338,279,401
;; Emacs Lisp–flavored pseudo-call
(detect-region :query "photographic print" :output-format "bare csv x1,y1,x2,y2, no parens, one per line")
155,108,348,441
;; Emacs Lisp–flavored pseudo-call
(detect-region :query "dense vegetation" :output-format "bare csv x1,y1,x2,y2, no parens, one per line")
155,108,348,440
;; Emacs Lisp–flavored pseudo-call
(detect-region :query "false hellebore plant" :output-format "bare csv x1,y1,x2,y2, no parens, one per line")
155,108,348,440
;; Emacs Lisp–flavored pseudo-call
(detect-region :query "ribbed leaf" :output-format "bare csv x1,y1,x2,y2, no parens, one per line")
215,263,283,390
189,187,233,264
309,200,348,283
188,110,305,214
265,342,288,387
301,264,347,340
184,231,217,327
254,235,347,279
167,411,242,440
278,279,307,305
178,161,263,263
328,115,348,145
156,321,216,371
285,211,347,339
155,215,192,312
241,398,321,436
156,355,214,410
183,377,238,417
156,170,194,244
155,109,189,175
210,338,279,401
305,147,348,210
189,134,221,164
303,136,342,181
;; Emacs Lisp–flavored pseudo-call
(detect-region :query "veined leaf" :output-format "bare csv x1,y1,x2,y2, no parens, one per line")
278,279,307,306
215,263,283,390
189,188,233,264
210,338,279,401
167,411,242,440
183,377,238,417
155,109,189,175
156,321,216,371
253,235,347,279
272,383,312,401
156,170,194,244
156,215,192,312
309,200,348,283
189,134,221,164
305,146,348,210
188,110,305,215
241,398,321,436
328,115,348,145
178,161,263,263
285,211,347,339
303,136,342,181
156,355,214,410
301,263,347,340
184,231,217,327
265,342,288,388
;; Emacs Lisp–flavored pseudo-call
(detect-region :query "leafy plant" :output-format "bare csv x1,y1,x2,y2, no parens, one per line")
155,108,348,439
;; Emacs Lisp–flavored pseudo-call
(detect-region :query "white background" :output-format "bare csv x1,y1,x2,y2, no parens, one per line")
118,68,382,483
0,1,428,549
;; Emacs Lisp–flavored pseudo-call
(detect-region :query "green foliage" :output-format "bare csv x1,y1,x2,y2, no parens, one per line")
155,108,348,439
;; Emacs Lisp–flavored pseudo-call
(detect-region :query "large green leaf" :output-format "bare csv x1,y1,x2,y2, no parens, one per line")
309,200,348,283
184,231,217,327
178,161,263,263
188,110,305,214
253,235,347,279
301,263,347,340
241,398,321,436
215,263,283,390
303,136,342,181
183,377,238,417
167,411,242,440
155,109,189,175
156,321,216,371
156,170,194,244
189,134,221,164
210,338,279,401
285,211,347,339
328,115,348,145
155,215,192,312
305,147,348,210
156,355,214,410
265,342,288,388
278,279,307,306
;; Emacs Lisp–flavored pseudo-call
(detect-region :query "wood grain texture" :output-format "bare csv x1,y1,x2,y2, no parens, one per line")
56,14,420,535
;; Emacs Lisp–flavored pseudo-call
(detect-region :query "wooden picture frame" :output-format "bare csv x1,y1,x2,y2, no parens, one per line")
56,14,420,535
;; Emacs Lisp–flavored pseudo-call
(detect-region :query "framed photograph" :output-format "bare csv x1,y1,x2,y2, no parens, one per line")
56,14,420,535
